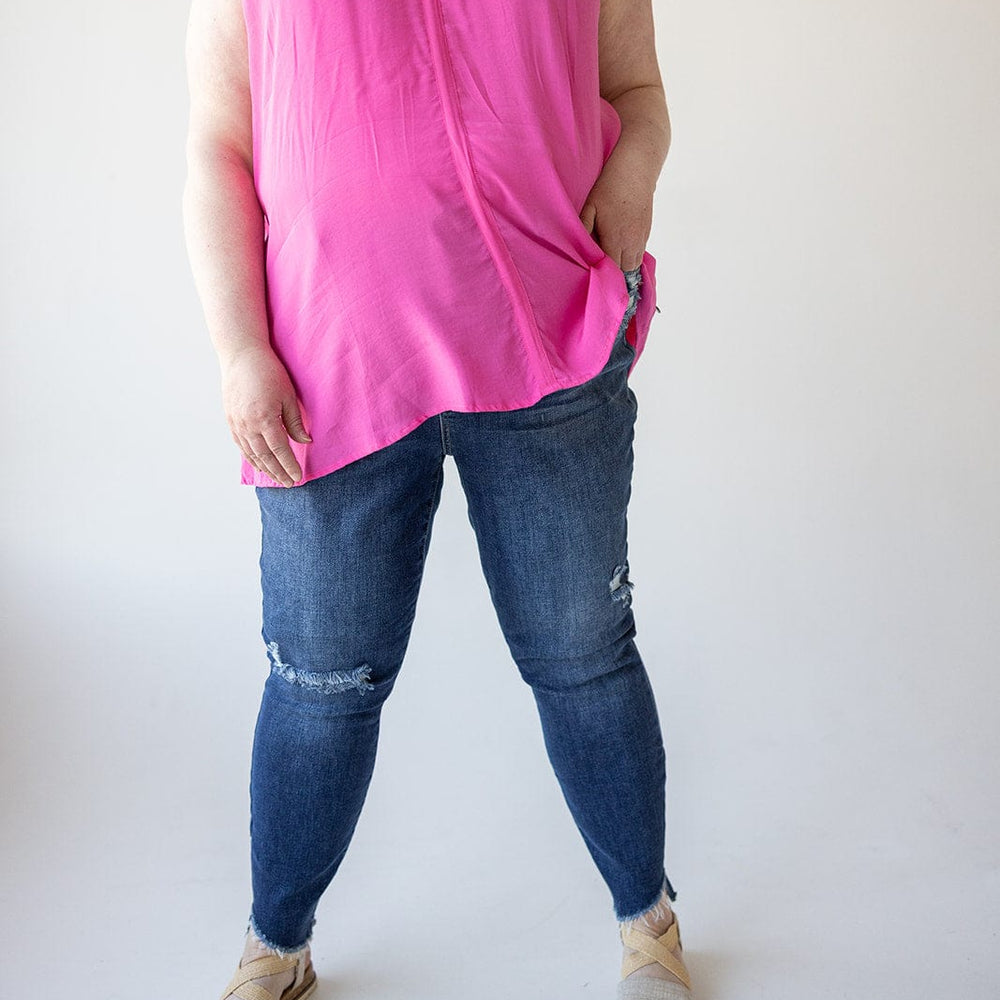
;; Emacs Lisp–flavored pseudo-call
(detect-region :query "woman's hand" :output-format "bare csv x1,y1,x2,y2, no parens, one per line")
580,166,654,272
220,344,312,487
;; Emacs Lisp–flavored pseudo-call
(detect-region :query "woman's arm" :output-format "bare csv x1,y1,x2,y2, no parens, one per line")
182,0,268,365
182,0,309,487
584,0,672,271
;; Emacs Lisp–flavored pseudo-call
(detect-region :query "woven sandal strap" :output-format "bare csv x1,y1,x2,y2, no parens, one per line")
219,954,299,1000
621,947,692,987
621,923,692,989
233,983,274,1000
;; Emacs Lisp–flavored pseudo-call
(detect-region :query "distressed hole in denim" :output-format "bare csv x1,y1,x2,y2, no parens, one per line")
265,640,375,695
619,270,642,336
610,560,635,609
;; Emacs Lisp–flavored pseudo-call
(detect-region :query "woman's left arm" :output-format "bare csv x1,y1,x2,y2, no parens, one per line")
582,0,672,271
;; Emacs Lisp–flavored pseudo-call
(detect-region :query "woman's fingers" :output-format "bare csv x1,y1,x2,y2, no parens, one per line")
233,431,261,473
260,422,305,485
221,348,311,486
245,421,302,487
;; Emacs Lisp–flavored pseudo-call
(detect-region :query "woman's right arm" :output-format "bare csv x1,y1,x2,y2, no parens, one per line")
182,0,310,487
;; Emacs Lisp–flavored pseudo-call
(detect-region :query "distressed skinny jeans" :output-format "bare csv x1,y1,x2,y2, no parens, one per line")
247,267,677,952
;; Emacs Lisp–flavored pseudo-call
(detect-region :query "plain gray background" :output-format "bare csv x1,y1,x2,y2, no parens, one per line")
1,1,997,998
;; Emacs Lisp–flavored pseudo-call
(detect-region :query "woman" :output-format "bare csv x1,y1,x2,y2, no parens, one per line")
182,0,690,996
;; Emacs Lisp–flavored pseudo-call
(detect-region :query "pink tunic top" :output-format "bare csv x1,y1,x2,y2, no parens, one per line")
240,0,658,488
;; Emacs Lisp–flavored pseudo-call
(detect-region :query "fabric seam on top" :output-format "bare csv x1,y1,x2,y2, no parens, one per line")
423,0,557,386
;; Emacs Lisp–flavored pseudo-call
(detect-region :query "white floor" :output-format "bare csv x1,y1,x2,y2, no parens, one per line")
2,469,997,1000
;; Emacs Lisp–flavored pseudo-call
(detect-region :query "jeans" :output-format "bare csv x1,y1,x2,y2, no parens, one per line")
247,265,677,952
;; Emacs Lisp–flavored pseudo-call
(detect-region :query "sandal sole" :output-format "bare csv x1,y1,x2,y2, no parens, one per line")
281,966,317,1000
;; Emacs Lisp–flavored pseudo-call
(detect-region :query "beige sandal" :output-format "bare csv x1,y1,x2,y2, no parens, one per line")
218,951,317,1000
618,910,693,999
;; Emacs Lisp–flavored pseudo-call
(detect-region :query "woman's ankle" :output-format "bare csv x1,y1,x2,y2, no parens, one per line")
243,926,310,963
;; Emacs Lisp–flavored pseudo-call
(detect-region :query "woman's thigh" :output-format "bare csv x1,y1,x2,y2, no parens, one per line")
253,415,445,702
444,277,641,676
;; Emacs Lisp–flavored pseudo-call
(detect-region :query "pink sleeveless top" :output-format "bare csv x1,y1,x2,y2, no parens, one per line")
240,0,658,487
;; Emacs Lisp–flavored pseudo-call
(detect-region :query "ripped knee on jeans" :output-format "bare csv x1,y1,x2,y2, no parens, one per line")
265,640,375,695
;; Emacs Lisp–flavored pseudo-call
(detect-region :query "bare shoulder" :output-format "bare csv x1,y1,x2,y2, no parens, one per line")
184,0,252,166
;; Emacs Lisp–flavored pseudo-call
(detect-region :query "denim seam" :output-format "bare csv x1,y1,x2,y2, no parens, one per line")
438,412,452,456
418,462,444,568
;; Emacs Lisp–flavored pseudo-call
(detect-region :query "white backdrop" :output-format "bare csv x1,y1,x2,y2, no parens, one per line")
1,2,997,998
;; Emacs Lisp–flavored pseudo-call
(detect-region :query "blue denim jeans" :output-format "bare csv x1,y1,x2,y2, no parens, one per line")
247,266,677,952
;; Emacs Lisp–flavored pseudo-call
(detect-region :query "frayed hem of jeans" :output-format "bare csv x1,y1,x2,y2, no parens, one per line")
246,910,314,957
615,872,678,926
